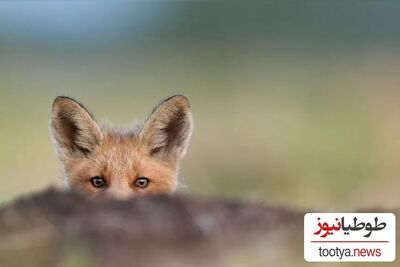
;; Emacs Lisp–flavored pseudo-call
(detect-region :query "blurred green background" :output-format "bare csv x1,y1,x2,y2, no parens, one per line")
1,1,400,210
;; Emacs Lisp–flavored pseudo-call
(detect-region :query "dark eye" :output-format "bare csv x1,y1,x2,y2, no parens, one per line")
91,177,106,188
134,177,149,188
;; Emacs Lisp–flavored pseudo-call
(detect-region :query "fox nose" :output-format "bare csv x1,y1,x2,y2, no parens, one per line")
106,186,135,200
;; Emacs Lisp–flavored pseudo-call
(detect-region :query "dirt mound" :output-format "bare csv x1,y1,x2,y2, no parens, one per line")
0,188,304,267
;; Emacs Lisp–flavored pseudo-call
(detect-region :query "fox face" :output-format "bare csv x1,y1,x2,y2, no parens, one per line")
50,95,193,199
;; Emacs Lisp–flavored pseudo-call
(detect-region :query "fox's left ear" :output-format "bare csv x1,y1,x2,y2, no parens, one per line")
139,95,193,162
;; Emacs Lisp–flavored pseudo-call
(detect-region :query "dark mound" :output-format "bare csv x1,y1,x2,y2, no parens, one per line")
0,188,303,267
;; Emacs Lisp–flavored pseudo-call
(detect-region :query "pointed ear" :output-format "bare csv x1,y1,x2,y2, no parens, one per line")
50,96,103,161
139,95,193,162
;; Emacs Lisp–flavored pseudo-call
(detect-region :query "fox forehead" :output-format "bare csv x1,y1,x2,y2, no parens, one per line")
65,131,176,183
97,130,175,175
98,130,141,174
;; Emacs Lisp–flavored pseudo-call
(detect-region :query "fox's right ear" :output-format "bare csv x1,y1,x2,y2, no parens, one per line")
139,95,193,163
50,96,103,161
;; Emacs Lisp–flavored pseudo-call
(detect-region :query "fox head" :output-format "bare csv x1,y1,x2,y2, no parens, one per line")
50,95,193,199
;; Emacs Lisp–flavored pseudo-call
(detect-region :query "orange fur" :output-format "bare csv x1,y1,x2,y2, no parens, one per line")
51,95,192,199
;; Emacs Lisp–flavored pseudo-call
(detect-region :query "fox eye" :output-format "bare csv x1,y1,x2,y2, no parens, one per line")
134,177,149,188
91,176,106,188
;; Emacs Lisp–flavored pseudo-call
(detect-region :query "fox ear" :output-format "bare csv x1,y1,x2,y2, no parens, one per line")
51,96,103,161
140,95,193,162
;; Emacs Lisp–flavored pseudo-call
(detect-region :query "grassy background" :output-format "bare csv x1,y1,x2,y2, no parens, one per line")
1,1,400,211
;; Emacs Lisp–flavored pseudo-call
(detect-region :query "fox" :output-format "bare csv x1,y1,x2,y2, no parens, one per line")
50,95,193,199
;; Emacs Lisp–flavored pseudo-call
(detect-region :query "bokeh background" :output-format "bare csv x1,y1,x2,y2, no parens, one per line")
1,1,400,211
